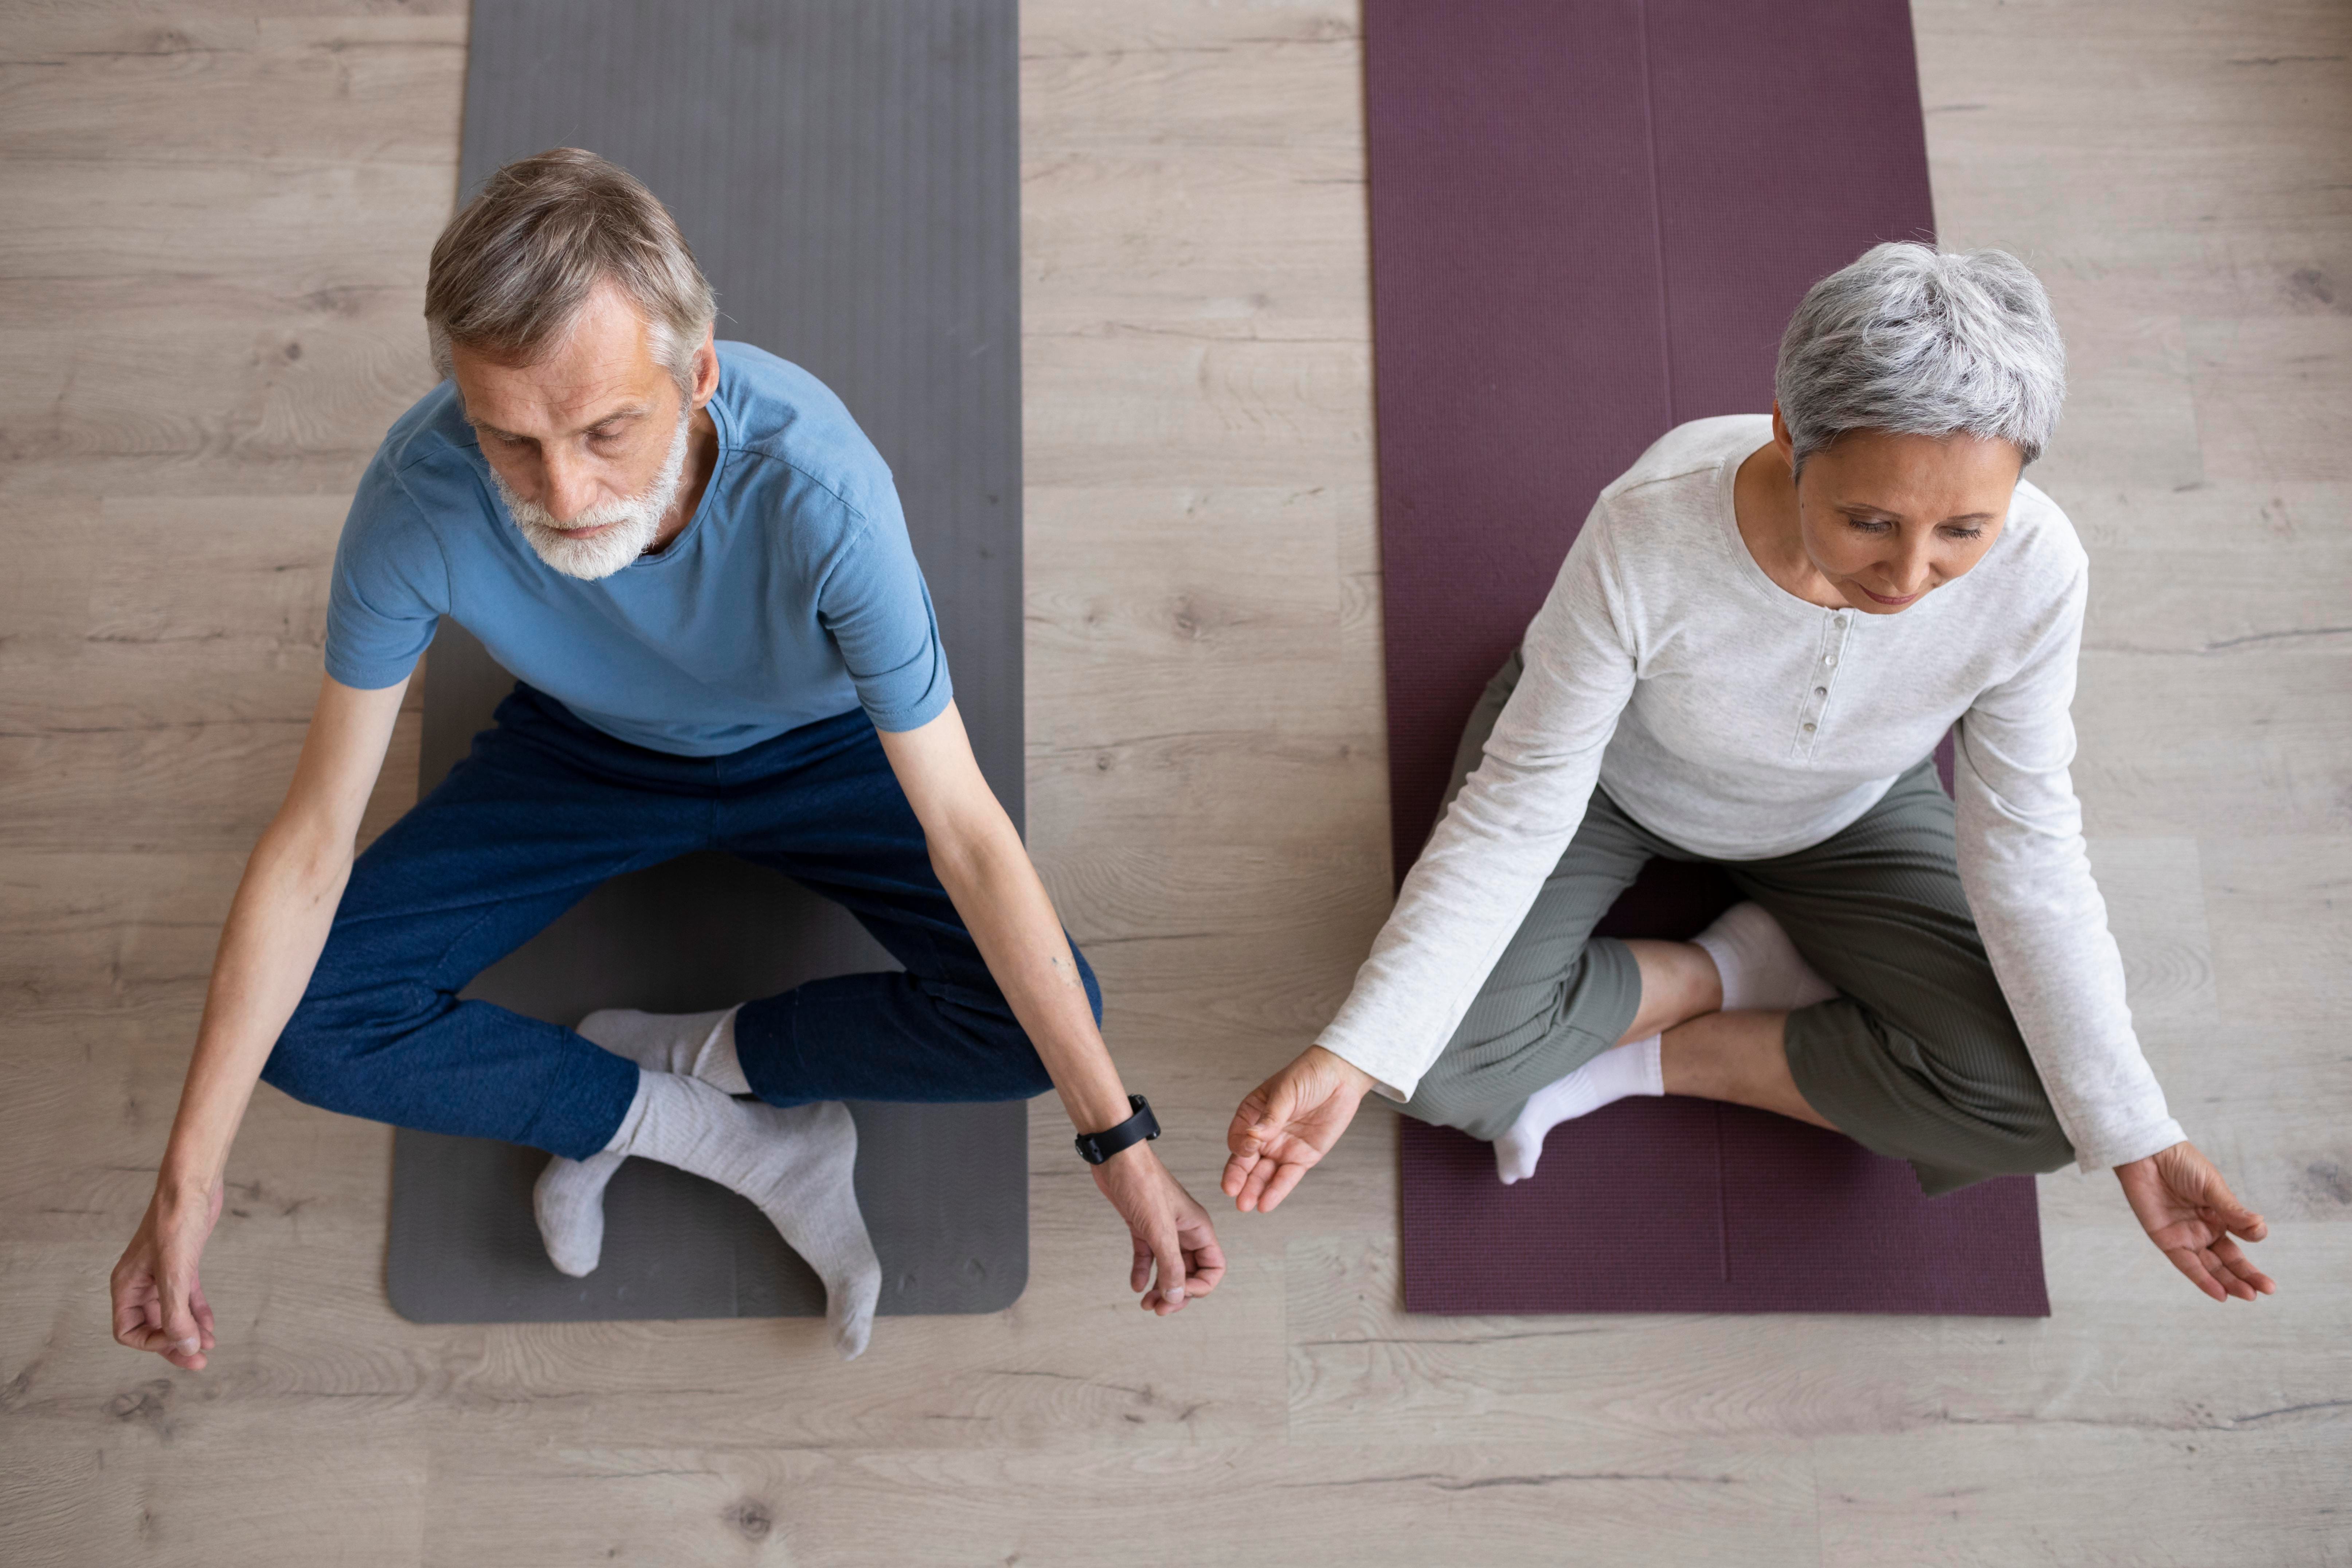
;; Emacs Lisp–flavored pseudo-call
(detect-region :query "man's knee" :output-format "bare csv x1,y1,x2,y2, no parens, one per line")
258,981,439,1113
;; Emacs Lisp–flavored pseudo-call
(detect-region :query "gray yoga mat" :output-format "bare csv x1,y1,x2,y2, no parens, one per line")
384,0,1028,1324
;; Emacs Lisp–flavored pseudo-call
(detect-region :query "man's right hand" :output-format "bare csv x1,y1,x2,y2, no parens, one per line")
1222,1045,1378,1213
111,1178,224,1371
99,673,403,1376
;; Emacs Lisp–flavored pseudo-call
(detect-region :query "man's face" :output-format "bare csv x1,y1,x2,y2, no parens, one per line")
1788,425,2022,614
451,282,704,579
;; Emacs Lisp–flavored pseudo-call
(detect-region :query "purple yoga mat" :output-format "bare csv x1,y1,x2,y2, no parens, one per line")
1368,0,2048,1315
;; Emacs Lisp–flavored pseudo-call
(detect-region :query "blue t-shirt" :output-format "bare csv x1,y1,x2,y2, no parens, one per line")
324,342,952,755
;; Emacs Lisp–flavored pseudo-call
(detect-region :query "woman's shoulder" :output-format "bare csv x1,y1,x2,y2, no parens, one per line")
1598,415,1771,509
1983,473,2090,597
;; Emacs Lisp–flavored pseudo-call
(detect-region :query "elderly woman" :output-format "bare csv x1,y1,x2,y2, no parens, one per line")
1223,243,2274,1303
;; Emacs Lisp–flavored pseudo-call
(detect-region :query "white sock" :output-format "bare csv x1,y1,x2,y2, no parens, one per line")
533,1072,881,1360
577,1005,751,1094
532,1075,650,1280
1492,1034,1664,1185
1691,902,1837,1013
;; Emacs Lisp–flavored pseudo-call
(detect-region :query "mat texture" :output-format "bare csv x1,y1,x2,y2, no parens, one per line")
1366,0,2048,1316
385,0,1029,1324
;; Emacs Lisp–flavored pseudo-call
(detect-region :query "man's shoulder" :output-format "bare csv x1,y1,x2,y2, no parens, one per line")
345,381,483,548
351,380,494,529
714,342,898,527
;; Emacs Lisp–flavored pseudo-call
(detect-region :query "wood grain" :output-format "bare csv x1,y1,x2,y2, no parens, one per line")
1,0,2346,1563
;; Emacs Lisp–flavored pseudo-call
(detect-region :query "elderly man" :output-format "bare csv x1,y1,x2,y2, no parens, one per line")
111,149,1224,1364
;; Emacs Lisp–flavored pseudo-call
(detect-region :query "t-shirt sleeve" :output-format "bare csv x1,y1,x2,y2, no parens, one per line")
817,484,954,733
323,455,450,691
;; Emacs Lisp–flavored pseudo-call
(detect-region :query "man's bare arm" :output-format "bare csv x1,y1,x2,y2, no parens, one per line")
876,701,1225,1315
110,673,407,1369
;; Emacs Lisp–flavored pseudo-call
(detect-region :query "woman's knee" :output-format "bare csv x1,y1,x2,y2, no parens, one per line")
1922,1014,2074,1173
1795,1004,2074,1184
1401,1073,1519,1143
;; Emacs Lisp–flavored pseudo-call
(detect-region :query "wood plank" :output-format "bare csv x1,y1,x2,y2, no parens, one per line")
3,0,2348,1561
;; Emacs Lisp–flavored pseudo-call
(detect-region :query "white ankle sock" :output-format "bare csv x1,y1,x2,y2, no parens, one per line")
532,1075,650,1280
533,1071,881,1359
1691,902,1837,1013
577,1005,750,1095
1492,1034,1664,1185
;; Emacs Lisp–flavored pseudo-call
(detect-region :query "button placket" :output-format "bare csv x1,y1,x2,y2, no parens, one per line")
1797,609,1851,758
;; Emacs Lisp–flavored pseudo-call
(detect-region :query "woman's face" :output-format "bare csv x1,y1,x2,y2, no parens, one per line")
1777,415,2024,614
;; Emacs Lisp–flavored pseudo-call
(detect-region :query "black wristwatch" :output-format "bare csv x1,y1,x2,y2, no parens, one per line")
1074,1094,1160,1165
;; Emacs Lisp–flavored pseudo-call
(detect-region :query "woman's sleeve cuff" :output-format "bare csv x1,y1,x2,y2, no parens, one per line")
2073,1116,2187,1174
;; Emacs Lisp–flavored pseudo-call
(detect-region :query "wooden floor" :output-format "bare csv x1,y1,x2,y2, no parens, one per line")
3,1,2348,1562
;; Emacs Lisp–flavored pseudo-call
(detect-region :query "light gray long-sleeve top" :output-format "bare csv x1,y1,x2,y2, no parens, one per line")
1321,415,2183,1173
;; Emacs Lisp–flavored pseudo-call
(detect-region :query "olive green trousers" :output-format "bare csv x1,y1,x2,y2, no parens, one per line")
1402,651,2074,1195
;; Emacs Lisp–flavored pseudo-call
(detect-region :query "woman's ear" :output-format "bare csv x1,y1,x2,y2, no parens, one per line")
1770,400,1797,467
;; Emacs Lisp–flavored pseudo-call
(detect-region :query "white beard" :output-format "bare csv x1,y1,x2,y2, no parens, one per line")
492,409,693,581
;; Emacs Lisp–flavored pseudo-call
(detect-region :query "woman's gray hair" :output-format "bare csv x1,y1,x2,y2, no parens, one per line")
424,147,716,396
1774,242,2065,476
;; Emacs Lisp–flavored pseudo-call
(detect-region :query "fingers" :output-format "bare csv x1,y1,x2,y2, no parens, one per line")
1219,1149,1260,1203
1222,1086,1280,1198
1182,1234,1227,1298
1255,1157,1313,1214
1235,1151,1283,1213
1174,1208,1226,1297
1129,1230,1151,1295
1225,1088,1273,1158
2166,1240,2274,1304
2162,1244,2229,1303
189,1281,219,1351
157,1265,208,1369
111,1270,161,1352
1141,1228,1188,1315
2209,1236,2278,1299
2193,1164,2268,1241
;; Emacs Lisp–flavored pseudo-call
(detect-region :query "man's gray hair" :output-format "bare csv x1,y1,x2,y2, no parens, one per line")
1774,242,2065,476
424,147,716,396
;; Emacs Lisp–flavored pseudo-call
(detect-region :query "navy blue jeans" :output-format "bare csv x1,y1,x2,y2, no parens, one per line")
263,685,1096,1160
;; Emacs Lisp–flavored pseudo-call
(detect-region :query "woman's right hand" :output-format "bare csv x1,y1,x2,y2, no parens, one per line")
111,1177,224,1371
1222,1046,1379,1212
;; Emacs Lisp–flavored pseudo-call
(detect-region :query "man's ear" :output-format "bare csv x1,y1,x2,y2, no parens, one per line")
690,328,720,408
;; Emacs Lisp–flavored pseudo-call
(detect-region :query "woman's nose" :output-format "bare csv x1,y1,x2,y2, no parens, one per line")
1886,538,1935,594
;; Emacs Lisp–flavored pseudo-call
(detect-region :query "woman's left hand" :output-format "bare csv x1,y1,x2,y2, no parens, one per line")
2114,1141,2276,1302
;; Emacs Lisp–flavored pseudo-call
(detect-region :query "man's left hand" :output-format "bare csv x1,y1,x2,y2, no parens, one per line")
1091,1142,1226,1315
2115,1140,2276,1302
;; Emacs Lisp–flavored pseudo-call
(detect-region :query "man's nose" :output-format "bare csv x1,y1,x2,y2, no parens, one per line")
540,449,595,524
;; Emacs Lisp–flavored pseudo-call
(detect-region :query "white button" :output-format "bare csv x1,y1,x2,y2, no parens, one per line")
1823,655,1838,667
1803,722,1817,733
1813,686,1827,696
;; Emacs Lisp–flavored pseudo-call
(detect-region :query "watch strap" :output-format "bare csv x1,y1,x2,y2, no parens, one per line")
1074,1094,1160,1165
